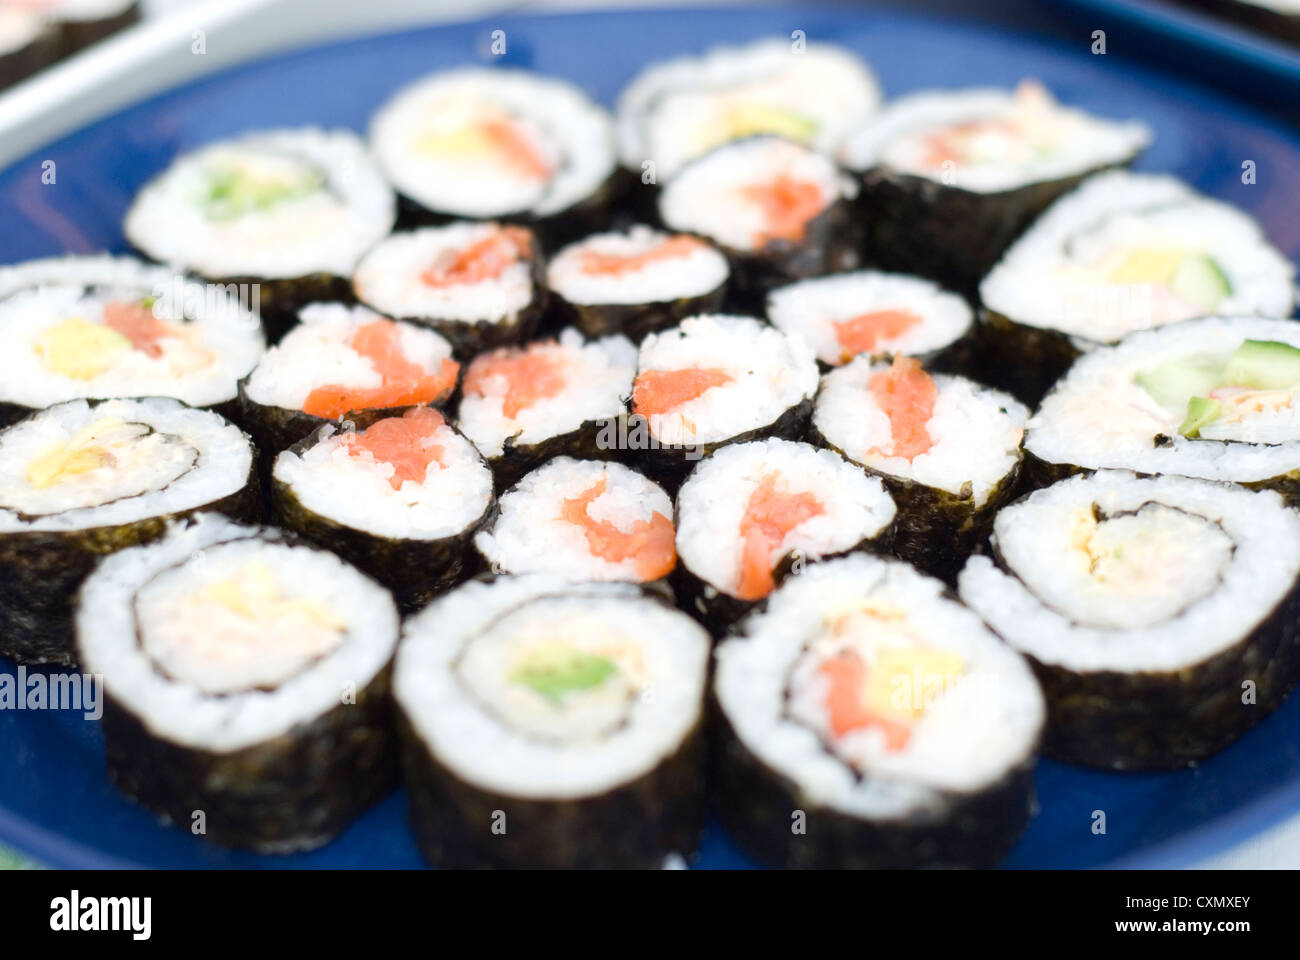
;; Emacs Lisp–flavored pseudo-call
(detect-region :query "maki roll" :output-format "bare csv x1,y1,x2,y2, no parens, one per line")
475,457,675,587
959,470,1300,769
979,171,1295,403
457,328,635,488
616,38,881,184
48,0,139,56
714,554,1045,868
77,513,399,851
0,397,257,665
766,270,974,371
657,136,859,307
629,314,818,487
237,303,458,465
369,68,618,247
841,81,1150,297
272,406,494,611
394,574,710,867
352,223,546,356
546,226,729,342
812,356,1028,582
675,439,897,633
0,6,57,90
123,128,396,341
1024,316,1300,503
0,255,264,426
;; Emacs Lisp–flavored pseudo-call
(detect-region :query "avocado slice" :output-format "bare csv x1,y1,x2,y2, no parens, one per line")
1222,339,1300,390
726,103,818,142
1169,254,1231,313
1135,354,1226,412
1178,396,1222,438
510,644,617,702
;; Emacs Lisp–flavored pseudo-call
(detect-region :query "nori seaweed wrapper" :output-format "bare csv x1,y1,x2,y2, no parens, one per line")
810,424,1022,585
1177,0,1300,46
204,272,354,345
58,1,140,57
271,430,495,612
357,228,548,358
854,164,1119,300
398,706,704,868
631,395,815,496
710,697,1037,867
0,21,58,91
0,449,260,667
975,309,1087,407
985,539,1300,771
548,282,727,344
101,667,397,852
481,414,630,494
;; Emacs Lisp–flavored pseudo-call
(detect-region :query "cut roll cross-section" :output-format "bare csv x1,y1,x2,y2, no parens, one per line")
959,470,1300,769
714,554,1044,868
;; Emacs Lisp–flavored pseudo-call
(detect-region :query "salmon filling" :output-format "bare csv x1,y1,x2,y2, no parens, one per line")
577,234,707,276
832,309,922,362
742,172,824,247
737,472,826,600
867,356,936,461
421,225,532,287
302,319,459,419
560,474,676,580
462,341,567,420
344,406,447,490
631,366,733,418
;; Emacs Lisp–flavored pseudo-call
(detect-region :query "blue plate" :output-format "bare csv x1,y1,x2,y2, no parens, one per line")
2,4,1300,870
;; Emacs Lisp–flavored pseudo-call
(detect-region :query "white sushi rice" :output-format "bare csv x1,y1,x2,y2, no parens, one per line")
40,0,136,23
124,128,396,280
78,514,399,752
243,302,455,412
475,457,673,581
981,172,1295,343
814,358,1028,505
353,223,535,324
0,8,48,55
1027,316,1300,483
547,225,729,306
766,270,972,366
370,68,615,219
457,327,635,459
0,256,263,410
840,84,1150,193
634,314,817,447
676,438,896,599
0,397,251,533
616,38,882,180
658,136,856,253
716,555,1044,817
273,413,493,540
394,575,710,799
959,470,1300,673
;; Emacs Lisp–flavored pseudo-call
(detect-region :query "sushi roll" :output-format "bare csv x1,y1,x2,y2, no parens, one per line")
272,406,494,611
0,255,264,426
475,457,675,588
675,439,897,633
456,327,636,488
369,68,618,247
546,226,729,342
48,0,140,56
714,554,1045,868
0,397,258,665
1024,316,1300,503
629,314,818,488
123,128,396,341
840,81,1151,297
657,136,860,307
1179,0,1300,46
352,223,546,356
766,270,974,371
77,513,399,851
812,356,1028,582
979,170,1295,404
394,574,710,867
237,303,458,467
616,38,881,184
0,6,57,90
959,470,1300,769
